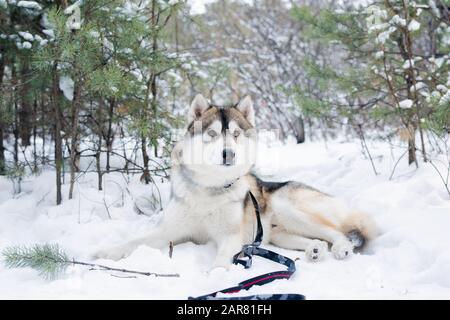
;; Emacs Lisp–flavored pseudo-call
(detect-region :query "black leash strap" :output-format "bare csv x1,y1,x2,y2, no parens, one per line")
189,192,305,300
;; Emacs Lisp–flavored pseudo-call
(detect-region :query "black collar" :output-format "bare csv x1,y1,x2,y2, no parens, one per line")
223,178,239,189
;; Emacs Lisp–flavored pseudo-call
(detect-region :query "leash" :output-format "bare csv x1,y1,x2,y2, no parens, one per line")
189,191,305,300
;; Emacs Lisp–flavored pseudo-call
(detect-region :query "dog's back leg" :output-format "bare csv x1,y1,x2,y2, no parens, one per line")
270,192,355,260
297,223,354,260
270,227,328,262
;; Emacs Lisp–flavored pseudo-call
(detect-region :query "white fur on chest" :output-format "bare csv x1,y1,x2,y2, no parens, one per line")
168,170,249,242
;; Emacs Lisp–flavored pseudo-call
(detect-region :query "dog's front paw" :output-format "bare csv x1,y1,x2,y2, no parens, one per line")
331,240,354,260
305,240,328,262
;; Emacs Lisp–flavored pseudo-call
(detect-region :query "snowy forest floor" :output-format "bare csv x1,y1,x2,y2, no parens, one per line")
0,138,449,299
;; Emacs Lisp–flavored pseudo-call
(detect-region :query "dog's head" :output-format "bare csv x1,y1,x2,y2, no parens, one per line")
175,94,257,187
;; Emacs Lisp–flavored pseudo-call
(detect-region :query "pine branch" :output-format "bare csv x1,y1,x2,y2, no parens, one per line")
2,244,179,280
67,260,179,278
2,244,69,280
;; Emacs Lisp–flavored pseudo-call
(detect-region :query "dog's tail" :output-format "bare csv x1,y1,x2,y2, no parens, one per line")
340,210,378,250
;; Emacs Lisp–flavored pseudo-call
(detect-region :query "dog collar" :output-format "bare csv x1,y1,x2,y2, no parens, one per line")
223,178,239,189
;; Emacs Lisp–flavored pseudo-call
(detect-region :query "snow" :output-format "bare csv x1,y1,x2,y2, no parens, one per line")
376,27,396,44
1,138,450,299
399,99,413,109
16,41,32,49
17,1,42,10
408,19,420,31
402,59,414,69
433,57,445,69
18,31,34,42
21,41,32,49
59,76,74,101
429,0,441,18
436,84,448,93
42,29,55,39
65,1,82,31
439,90,450,106
411,82,427,93
366,5,388,26
182,63,192,70
64,0,82,15
189,0,223,14
67,22,81,31
374,51,384,59
33,34,48,46
390,15,406,27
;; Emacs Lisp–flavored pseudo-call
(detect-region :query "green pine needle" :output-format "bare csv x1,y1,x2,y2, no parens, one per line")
2,244,70,280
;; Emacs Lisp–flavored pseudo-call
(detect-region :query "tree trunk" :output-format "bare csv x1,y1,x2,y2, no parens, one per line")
399,2,425,165
141,137,150,184
96,98,104,191
13,100,19,165
293,116,305,144
0,47,5,174
68,81,82,200
96,146,102,191
32,99,37,172
141,80,151,184
41,91,46,165
42,125,46,165
407,124,418,167
0,128,4,175
105,98,115,172
13,120,18,164
408,137,417,166
51,0,67,205
52,63,63,205
141,0,158,184
19,60,32,146
151,0,159,158
11,62,18,165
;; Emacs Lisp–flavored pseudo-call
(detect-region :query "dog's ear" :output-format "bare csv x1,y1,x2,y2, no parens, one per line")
188,94,209,124
236,95,255,126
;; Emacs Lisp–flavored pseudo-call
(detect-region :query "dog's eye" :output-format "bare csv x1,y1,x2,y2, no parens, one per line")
207,130,217,137
233,130,241,138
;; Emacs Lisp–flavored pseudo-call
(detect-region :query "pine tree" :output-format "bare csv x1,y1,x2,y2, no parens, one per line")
0,0,189,203
292,0,449,165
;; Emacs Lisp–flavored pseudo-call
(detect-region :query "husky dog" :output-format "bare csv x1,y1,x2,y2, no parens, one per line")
97,94,377,268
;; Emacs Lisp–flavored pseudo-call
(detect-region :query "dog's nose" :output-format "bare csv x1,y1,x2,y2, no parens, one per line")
222,149,235,165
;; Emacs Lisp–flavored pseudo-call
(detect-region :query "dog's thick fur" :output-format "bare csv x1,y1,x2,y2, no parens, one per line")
96,94,378,267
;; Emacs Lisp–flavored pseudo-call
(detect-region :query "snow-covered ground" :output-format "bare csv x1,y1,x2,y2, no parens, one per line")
0,138,449,299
